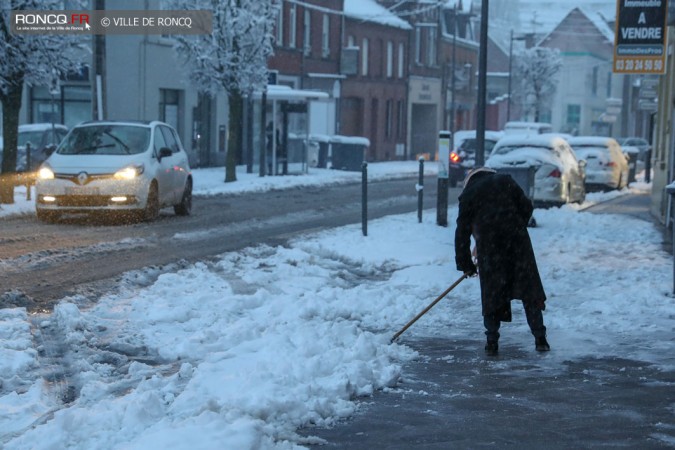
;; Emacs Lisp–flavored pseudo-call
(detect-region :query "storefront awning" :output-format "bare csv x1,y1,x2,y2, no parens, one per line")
253,85,329,101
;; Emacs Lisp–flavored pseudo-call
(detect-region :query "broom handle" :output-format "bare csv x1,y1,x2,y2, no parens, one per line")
390,273,469,343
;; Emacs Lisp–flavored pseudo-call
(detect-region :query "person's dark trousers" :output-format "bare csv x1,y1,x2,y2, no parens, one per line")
484,302,546,341
483,314,501,342
524,302,546,338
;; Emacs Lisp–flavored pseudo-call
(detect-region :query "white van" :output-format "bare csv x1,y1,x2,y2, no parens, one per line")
503,121,553,135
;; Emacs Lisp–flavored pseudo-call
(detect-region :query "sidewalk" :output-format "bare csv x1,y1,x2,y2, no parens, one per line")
585,191,672,255
301,192,675,449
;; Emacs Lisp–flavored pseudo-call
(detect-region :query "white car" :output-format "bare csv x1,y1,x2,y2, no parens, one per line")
567,136,629,191
36,120,192,222
486,134,586,206
502,121,553,136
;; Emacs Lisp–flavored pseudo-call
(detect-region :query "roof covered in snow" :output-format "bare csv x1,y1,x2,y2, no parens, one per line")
344,0,412,30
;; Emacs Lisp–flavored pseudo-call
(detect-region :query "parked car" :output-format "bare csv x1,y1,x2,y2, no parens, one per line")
448,130,503,187
617,136,650,169
486,134,586,206
617,136,649,153
621,145,645,176
503,121,553,136
567,136,629,191
0,123,68,172
35,120,192,222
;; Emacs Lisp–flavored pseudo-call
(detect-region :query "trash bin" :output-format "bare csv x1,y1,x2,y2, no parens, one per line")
622,146,640,183
328,135,370,172
494,166,537,227
309,135,330,168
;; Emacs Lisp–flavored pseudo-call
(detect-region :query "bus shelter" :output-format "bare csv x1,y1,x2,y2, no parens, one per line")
251,85,328,176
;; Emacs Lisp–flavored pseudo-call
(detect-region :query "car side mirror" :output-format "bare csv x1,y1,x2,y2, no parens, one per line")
43,144,56,157
158,147,172,160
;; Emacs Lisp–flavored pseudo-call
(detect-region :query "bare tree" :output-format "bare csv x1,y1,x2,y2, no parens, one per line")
0,0,87,204
171,0,277,182
513,46,562,122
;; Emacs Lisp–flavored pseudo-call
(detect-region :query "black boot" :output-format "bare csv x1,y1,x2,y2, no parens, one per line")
485,340,499,356
535,336,550,352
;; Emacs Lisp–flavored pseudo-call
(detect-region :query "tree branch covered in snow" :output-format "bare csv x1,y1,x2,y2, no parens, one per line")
513,46,562,122
0,0,88,97
0,0,88,203
169,0,278,96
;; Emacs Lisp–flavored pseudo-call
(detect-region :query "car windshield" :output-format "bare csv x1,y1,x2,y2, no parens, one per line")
18,131,45,147
57,125,150,155
459,138,497,154
571,145,608,153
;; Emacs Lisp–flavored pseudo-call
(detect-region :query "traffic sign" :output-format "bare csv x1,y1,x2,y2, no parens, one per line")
613,0,669,74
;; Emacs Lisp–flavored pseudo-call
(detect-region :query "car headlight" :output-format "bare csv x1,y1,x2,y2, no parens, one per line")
37,166,55,180
114,164,145,180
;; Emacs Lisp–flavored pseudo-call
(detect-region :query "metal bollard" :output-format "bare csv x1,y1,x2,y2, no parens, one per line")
25,142,32,201
362,161,368,237
417,157,424,223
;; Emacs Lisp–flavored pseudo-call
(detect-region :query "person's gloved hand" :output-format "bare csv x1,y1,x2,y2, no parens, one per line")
460,262,478,277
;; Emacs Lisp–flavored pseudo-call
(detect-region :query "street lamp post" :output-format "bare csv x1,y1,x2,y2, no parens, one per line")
507,30,514,122
475,0,489,167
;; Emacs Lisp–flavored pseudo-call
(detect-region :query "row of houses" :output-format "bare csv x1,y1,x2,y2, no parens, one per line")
6,0,658,173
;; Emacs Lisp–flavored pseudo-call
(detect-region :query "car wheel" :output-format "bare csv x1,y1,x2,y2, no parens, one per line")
36,209,60,223
144,182,160,222
174,179,192,216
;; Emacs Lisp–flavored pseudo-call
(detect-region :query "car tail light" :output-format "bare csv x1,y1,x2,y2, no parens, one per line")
450,152,461,163
606,161,616,167
548,168,562,178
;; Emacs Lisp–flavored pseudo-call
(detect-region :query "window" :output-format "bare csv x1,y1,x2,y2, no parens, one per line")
386,41,393,78
385,99,393,138
427,26,437,66
276,3,283,46
361,38,369,76
303,9,311,56
539,110,552,124
415,27,422,64
160,126,180,153
396,100,404,139
153,126,168,153
591,66,598,95
159,88,180,134
398,42,404,78
566,104,581,126
606,71,612,97
321,14,329,57
289,4,297,48
31,85,91,129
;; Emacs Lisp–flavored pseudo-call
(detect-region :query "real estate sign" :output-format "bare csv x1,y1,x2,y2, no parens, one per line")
613,0,669,74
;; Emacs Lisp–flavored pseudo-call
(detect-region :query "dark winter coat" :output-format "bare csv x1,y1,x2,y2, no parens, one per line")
455,171,546,321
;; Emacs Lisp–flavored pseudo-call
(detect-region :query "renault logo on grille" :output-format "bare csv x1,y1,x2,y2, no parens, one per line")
77,172,89,185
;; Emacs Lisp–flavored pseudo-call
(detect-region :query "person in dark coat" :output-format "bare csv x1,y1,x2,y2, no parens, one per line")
454,167,550,356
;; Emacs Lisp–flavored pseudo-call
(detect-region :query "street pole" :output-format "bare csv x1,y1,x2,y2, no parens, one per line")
451,5,457,155
436,131,450,226
507,29,513,122
259,88,267,177
437,6,457,227
475,0,489,167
